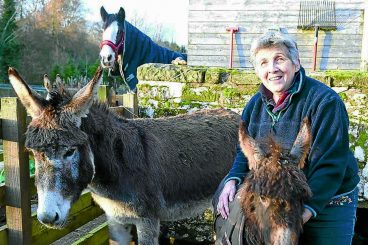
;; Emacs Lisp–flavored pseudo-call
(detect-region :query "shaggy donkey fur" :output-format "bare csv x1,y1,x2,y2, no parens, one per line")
8,66,239,245
238,119,312,245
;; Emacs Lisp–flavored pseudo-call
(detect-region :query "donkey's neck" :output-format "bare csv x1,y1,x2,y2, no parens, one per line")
80,103,145,189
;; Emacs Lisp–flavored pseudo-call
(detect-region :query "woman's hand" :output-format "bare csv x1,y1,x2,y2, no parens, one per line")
217,180,236,219
302,208,313,224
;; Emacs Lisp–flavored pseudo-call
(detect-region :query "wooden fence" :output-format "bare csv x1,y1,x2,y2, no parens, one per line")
0,86,137,244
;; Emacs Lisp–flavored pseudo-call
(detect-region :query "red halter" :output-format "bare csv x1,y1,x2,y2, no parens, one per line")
99,31,125,61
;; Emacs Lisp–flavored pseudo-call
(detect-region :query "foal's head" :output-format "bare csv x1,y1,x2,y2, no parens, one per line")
8,67,103,228
239,119,312,245
99,6,126,68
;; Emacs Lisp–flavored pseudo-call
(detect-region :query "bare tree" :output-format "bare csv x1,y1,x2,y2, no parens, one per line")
16,0,99,82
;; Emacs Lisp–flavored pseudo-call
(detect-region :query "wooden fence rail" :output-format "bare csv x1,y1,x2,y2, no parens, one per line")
0,87,138,244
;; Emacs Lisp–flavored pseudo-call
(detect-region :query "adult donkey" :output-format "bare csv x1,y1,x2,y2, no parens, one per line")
216,119,312,245
8,66,238,245
99,6,187,91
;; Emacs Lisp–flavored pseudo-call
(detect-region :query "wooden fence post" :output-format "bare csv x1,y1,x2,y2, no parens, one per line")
122,93,138,118
98,85,116,106
1,97,31,245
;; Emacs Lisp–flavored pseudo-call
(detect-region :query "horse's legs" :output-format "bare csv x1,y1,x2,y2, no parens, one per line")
107,217,134,245
135,217,160,245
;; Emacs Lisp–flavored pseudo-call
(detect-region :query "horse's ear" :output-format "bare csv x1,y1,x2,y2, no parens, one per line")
43,74,52,93
55,74,62,86
100,6,108,22
63,66,103,118
117,7,125,20
290,118,312,169
8,67,45,118
55,74,66,94
239,121,265,170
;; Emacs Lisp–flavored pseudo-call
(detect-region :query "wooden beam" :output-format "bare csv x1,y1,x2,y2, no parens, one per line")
72,222,109,245
32,203,104,244
1,97,31,245
98,85,110,103
0,174,36,206
0,225,8,245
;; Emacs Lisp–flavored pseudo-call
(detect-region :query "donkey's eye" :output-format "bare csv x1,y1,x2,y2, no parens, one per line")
64,148,76,158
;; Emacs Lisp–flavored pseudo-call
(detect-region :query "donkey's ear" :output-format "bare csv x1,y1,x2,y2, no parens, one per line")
239,121,265,170
117,7,125,20
63,66,103,118
290,118,312,169
8,67,45,118
55,74,62,86
100,6,108,22
55,74,66,94
43,74,52,93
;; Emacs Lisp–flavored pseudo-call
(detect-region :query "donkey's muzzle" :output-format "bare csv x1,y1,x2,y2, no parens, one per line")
37,210,63,228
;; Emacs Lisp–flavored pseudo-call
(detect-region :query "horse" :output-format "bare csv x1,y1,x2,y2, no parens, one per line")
99,6,187,91
216,119,312,245
8,66,239,245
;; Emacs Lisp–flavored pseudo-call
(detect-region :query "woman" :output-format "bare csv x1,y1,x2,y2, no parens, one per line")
214,31,360,244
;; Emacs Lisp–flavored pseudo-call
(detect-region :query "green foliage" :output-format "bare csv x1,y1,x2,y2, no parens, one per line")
0,0,20,82
63,60,80,79
50,64,62,80
0,169,4,183
50,59,100,82
223,87,241,99
155,40,187,53
0,159,35,184
182,85,220,102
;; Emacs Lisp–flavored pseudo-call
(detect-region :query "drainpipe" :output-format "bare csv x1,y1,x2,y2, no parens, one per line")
312,25,319,71
226,27,239,68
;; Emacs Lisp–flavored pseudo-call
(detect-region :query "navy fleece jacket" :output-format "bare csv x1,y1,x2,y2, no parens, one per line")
225,67,360,216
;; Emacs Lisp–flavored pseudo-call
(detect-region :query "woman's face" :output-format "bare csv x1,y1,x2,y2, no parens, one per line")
254,45,300,96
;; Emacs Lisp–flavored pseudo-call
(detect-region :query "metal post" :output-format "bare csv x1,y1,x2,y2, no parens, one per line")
226,27,239,68
312,26,319,71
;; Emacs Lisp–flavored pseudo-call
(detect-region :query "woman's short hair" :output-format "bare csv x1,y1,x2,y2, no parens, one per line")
250,31,300,66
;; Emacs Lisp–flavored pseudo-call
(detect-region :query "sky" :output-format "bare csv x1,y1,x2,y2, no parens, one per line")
83,0,189,46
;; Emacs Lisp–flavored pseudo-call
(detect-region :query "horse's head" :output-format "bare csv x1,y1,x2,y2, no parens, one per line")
99,6,125,69
8,67,103,228
239,119,312,245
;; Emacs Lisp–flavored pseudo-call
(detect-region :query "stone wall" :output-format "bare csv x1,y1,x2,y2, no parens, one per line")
137,63,368,202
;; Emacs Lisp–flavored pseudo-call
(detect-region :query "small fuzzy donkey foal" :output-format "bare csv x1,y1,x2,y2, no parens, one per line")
216,119,312,245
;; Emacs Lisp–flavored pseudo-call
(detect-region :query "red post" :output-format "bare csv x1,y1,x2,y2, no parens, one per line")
226,27,239,68
312,26,319,71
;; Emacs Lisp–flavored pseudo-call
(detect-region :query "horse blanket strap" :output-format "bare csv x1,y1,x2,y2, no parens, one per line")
215,196,245,245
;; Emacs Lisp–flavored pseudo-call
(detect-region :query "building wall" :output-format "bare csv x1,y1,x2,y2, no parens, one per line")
188,0,366,70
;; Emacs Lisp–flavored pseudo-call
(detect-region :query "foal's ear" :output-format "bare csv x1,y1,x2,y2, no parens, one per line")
290,118,312,169
100,6,108,22
63,66,103,119
43,74,52,94
55,74,66,94
8,67,45,118
239,121,265,170
117,7,125,21
55,74,62,86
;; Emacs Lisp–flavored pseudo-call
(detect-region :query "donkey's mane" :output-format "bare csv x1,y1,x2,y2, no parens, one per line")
47,91,70,107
